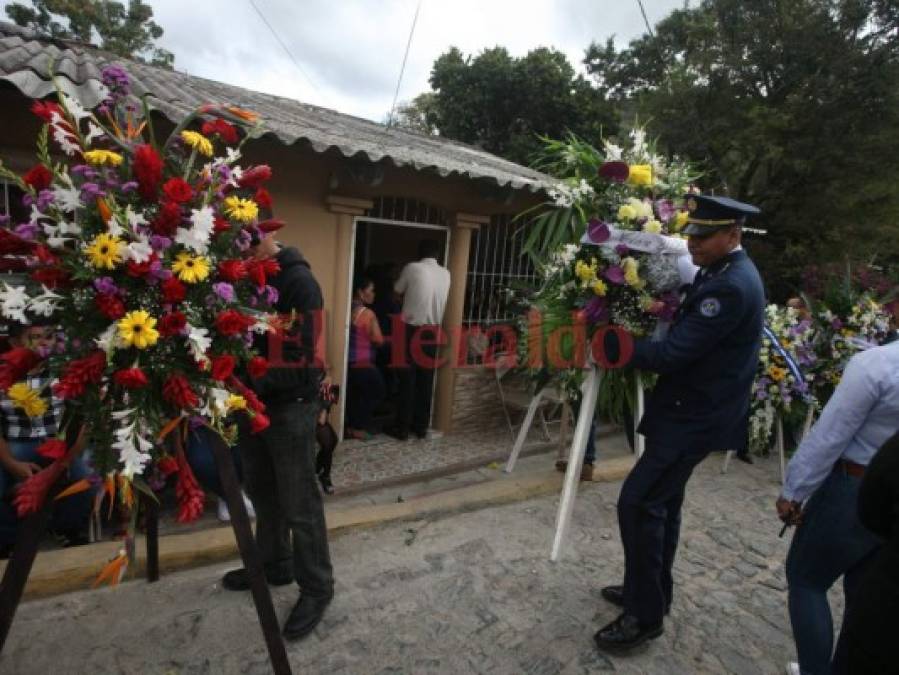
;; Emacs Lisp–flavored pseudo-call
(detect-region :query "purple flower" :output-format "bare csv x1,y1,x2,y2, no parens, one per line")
587,218,610,244
149,235,172,252
755,389,768,400
93,276,120,296
655,199,676,223
260,285,279,305
20,193,34,208
36,189,55,211
236,230,252,252
71,165,97,179
604,265,625,285
121,181,138,193
80,182,105,199
213,282,236,302
0,214,9,226
615,243,630,256
14,222,38,240
583,296,609,323
831,318,843,330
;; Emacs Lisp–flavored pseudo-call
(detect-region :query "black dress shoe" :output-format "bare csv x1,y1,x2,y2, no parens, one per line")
601,585,625,607
283,592,333,641
318,473,335,495
383,425,409,441
737,452,754,464
412,427,428,440
594,613,663,653
221,567,293,591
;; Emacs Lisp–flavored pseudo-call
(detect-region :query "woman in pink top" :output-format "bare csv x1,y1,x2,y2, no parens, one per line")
346,277,386,440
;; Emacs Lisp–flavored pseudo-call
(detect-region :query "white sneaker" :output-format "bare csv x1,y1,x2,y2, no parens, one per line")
785,663,800,675
217,499,231,522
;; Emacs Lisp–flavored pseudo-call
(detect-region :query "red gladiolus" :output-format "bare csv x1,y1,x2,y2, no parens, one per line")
113,367,149,389
210,354,236,381
245,258,280,289
226,375,265,413
212,216,230,236
157,455,179,477
247,356,269,379
31,100,65,124
158,311,187,337
0,347,42,390
257,219,285,234
31,267,71,288
53,351,106,400
162,177,193,204
237,165,272,189
13,460,66,516
132,144,164,201
161,276,187,303
0,228,36,256
33,245,58,265
95,293,126,320
201,118,239,144
151,201,183,236
163,373,199,410
217,259,246,282
254,187,272,210
250,412,270,434
175,450,204,522
23,164,53,192
37,439,68,461
215,309,255,337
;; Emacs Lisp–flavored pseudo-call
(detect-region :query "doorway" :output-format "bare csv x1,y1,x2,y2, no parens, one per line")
341,217,450,439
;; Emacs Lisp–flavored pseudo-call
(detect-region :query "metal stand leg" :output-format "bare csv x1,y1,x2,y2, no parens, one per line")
551,367,601,562
145,497,159,583
504,389,545,474
722,450,735,474
776,416,786,485
800,406,815,441
210,433,292,675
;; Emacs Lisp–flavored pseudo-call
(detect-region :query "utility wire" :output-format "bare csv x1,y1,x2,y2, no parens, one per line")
247,0,323,102
386,0,422,128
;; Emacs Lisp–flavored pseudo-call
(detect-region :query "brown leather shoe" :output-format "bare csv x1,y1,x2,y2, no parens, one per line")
581,463,594,481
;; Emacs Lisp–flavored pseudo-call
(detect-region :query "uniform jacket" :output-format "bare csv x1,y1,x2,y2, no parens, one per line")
631,249,764,451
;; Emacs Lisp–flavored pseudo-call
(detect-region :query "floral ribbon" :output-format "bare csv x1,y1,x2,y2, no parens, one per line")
763,324,810,402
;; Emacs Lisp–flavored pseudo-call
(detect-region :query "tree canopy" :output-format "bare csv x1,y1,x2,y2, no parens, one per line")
6,0,174,69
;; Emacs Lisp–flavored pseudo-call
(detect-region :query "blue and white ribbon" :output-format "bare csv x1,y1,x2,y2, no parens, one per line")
763,324,810,401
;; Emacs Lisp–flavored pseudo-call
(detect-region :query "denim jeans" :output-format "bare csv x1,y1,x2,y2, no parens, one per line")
786,466,881,675
0,438,93,545
239,400,333,597
184,426,243,500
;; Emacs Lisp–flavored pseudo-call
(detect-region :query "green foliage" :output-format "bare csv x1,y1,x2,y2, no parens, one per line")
6,0,174,68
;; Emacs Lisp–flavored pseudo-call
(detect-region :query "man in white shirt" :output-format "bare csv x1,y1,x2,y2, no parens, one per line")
385,239,450,440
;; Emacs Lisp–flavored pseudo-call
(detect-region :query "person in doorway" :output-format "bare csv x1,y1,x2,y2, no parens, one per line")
595,195,765,653
385,239,451,441
221,218,334,643
346,276,386,440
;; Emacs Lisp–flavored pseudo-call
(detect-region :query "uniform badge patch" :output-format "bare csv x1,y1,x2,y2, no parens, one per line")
699,297,721,317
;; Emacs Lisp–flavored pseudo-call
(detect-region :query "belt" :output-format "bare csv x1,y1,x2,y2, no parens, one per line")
838,459,866,478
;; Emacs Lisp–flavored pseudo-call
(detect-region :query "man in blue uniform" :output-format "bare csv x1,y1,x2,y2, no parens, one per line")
594,195,765,653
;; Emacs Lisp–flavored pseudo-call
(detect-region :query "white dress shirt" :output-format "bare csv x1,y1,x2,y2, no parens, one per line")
394,258,451,326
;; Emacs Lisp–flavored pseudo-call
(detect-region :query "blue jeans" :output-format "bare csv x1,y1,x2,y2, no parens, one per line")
0,439,93,545
184,426,243,500
786,466,881,675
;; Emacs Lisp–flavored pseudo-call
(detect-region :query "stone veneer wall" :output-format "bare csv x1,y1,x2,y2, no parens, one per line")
449,366,528,434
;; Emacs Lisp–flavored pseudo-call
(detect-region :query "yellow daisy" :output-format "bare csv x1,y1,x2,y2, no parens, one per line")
222,196,259,224
85,233,124,269
226,394,247,412
591,279,608,297
118,310,160,350
626,164,653,186
83,149,124,167
180,130,214,157
7,382,49,417
622,257,645,289
172,251,211,284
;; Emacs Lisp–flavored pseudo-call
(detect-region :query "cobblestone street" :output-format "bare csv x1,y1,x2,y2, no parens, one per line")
2,452,828,674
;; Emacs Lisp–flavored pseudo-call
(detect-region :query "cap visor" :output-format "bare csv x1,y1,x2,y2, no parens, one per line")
683,223,730,236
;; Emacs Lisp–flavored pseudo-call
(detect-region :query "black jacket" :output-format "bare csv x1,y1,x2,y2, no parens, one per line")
250,246,323,405
632,249,765,451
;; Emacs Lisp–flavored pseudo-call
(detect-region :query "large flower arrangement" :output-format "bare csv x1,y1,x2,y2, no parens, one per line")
0,67,280,525
748,305,817,453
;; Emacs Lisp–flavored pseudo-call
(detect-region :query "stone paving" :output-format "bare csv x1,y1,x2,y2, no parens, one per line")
2,452,834,674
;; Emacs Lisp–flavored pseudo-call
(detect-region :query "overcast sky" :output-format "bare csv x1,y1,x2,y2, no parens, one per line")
3,0,689,122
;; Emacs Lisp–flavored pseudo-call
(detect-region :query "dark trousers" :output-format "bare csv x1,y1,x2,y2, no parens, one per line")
786,467,880,675
347,364,386,431
239,400,333,598
395,323,439,434
617,439,709,624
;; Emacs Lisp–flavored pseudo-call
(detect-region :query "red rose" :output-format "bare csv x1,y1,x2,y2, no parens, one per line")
113,367,149,389
210,354,237,381
201,119,239,144
163,373,199,410
217,259,247,282
254,187,272,210
237,165,272,189
95,293,126,320
0,348,42,390
250,412,270,434
215,309,255,337
36,439,68,461
161,177,193,204
132,144,164,201
161,276,187,303
158,311,187,337
247,356,269,379
157,455,179,477
23,164,52,192
151,201,183,236
213,216,231,237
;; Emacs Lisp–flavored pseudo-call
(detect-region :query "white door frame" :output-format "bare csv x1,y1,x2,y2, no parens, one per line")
340,216,451,440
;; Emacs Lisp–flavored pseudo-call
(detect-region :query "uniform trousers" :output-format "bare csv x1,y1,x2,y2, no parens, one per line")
617,439,709,624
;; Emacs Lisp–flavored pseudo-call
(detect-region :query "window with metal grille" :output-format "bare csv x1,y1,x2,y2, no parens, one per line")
366,196,447,225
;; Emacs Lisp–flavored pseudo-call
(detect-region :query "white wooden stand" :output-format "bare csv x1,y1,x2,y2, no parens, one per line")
504,387,546,474
550,365,602,562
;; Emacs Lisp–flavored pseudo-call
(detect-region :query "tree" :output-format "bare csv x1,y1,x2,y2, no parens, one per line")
422,46,618,165
390,92,440,134
584,0,899,298
6,0,174,69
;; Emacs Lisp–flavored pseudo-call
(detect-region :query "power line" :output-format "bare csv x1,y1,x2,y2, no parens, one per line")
247,0,323,101
386,0,422,128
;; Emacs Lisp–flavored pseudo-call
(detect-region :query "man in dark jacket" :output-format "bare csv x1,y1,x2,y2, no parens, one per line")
595,195,765,653
221,224,334,642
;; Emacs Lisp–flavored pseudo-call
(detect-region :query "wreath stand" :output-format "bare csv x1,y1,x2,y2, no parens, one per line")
0,432,292,675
